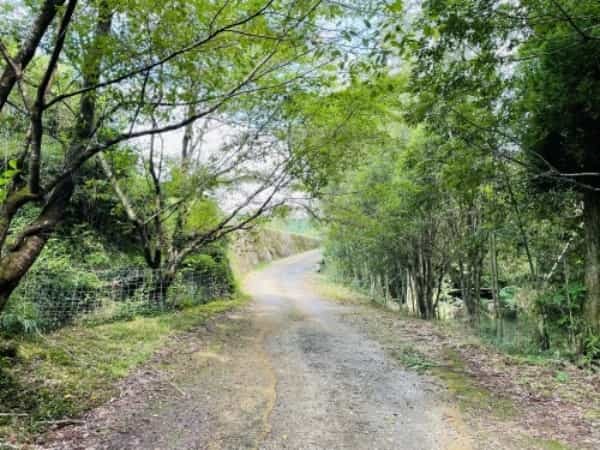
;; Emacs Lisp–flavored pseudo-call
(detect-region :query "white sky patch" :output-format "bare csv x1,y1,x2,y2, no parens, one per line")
127,116,297,217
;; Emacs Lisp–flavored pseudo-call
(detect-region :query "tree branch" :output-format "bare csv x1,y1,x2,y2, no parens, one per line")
0,0,65,111
29,0,78,194
43,46,280,194
549,0,598,41
43,0,276,110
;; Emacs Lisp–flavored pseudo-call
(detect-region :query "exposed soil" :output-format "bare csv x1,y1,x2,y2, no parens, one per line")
35,250,598,449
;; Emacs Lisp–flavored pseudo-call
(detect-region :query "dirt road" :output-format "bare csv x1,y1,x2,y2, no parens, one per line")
42,250,472,449
244,250,468,450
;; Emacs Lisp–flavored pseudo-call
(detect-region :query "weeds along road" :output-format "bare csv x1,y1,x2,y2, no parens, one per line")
42,250,473,450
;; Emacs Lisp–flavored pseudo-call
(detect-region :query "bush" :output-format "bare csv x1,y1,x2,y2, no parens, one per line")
0,233,237,335
11,267,103,331
0,300,42,336
535,283,586,340
499,286,519,319
583,333,600,364
182,246,235,300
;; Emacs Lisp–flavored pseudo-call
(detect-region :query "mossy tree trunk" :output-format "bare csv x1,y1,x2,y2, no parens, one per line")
584,190,600,334
0,3,112,313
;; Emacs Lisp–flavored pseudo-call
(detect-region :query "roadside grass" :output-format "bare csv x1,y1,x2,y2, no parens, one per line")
390,345,437,373
431,348,518,420
388,342,517,419
0,295,248,445
519,437,572,450
310,273,372,305
313,275,515,415
313,275,588,449
252,261,271,272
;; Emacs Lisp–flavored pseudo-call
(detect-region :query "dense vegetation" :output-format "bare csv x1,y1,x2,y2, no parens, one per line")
320,0,600,364
0,0,369,332
0,1,599,438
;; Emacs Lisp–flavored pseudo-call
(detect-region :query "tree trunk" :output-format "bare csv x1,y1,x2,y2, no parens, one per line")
414,243,435,320
459,259,476,319
0,4,111,314
584,190,600,333
407,269,415,314
537,313,550,351
383,273,390,304
0,177,74,311
148,270,176,305
564,258,576,352
473,260,482,326
490,232,503,338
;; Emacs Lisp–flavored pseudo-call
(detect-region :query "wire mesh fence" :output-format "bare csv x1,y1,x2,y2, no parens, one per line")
10,267,233,332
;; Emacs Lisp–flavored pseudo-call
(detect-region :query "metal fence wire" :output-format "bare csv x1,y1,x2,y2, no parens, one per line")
11,267,233,331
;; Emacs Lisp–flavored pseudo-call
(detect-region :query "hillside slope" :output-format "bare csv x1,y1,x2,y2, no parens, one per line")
230,228,320,277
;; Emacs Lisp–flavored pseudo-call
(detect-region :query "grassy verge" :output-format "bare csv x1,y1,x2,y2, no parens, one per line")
431,348,518,419
313,275,517,414
310,274,373,305
0,295,248,445
312,274,592,449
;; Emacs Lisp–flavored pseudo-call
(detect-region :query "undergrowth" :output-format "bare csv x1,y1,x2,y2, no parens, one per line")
0,295,248,445
390,345,437,373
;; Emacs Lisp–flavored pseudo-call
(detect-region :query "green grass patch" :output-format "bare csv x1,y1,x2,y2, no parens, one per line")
389,344,516,419
311,274,371,305
390,345,437,373
431,348,517,420
0,295,248,444
517,435,572,450
252,261,271,272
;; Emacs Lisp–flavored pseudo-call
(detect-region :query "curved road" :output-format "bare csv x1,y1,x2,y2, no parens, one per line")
243,250,467,450
43,250,471,450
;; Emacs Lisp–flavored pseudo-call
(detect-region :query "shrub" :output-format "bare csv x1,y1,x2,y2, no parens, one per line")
13,267,103,331
583,333,600,364
182,246,235,300
499,286,519,319
535,283,586,337
0,300,42,336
